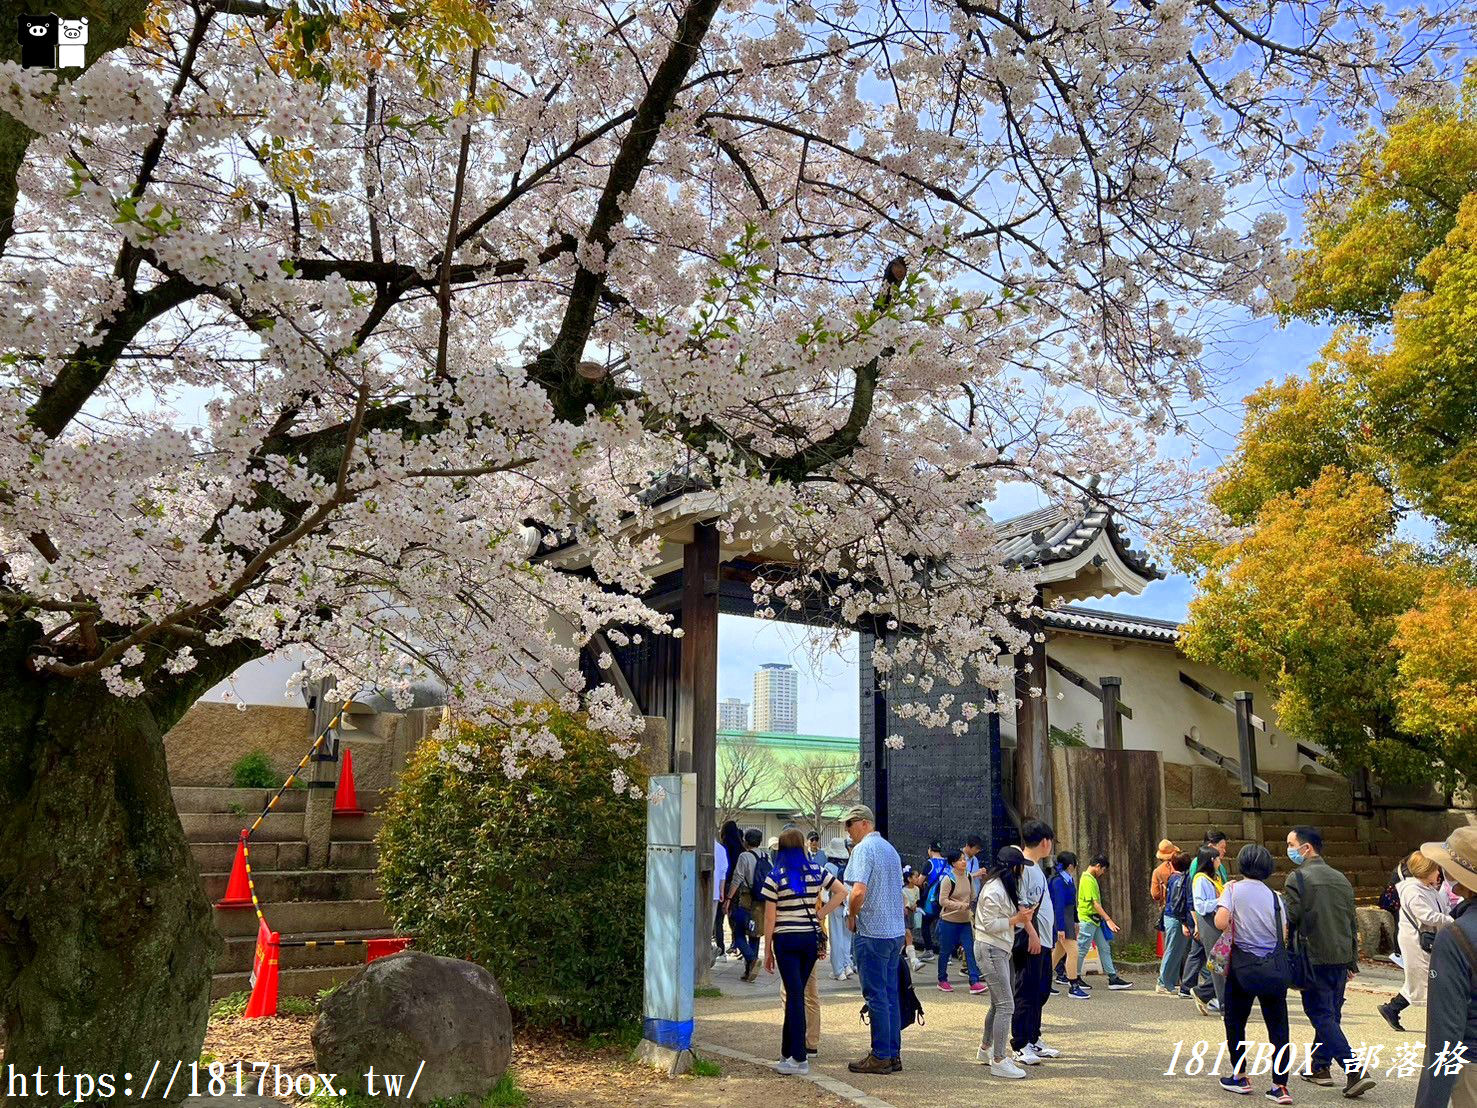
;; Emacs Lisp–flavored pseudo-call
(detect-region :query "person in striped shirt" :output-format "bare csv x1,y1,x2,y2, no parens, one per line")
762,826,846,1075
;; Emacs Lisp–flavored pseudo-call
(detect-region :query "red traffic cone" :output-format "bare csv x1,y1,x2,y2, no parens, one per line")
243,927,280,1018
215,829,254,909
333,746,365,815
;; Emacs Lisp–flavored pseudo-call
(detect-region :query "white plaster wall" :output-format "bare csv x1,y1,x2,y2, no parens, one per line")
1003,635,1298,773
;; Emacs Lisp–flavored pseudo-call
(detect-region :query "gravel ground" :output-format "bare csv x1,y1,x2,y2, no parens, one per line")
698,951,1425,1107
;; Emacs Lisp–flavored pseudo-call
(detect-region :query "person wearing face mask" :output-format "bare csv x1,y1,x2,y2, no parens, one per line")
1283,825,1376,1098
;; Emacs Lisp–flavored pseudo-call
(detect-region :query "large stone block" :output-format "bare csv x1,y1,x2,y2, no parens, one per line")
1163,762,1193,808
1191,765,1243,811
1265,770,1349,813
164,702,314,786
313,952,513,1103
1356,906,1397,957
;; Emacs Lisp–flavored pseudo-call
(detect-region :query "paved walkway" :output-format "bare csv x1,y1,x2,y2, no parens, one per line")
698,954,1423,1107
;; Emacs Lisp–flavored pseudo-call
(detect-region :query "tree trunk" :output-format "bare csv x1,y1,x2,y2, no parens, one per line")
0,623,220,1105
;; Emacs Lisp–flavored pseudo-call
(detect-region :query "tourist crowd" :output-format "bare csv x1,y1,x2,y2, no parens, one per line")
716,811,1477,1106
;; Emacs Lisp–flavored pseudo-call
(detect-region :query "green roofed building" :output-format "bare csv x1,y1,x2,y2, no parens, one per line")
716,728,860,847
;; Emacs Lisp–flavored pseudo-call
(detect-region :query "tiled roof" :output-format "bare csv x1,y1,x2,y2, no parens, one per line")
994,503,1162,580
1042,605,1182,644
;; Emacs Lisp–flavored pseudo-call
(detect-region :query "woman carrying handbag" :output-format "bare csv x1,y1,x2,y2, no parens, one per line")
762,828,846,1076
1213,845,1294,1104
1380,850,1452,1031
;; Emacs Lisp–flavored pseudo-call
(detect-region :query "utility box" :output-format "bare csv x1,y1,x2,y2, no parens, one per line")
636,773,697,1074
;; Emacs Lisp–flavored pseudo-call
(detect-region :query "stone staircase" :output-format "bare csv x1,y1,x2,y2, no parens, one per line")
1165,804,1407,903
174,785,392,999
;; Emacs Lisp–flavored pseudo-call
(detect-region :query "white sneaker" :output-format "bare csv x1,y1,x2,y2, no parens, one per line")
1032,1040,1061,1059
908,954,924,972
773,1058,809,1075
975,1047,991,1065
990,1058,1027,1079
1016,1046,1043,1066
832,971,847,980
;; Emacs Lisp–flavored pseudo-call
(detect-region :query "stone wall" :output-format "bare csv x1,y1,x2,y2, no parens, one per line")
1164,763,1353,813
163,700,442,789
164,702,316,786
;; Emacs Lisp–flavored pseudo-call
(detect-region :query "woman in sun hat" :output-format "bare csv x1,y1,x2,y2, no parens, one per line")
1151,838,1179,909
1150,838,1178,974
1415,827,1477,1108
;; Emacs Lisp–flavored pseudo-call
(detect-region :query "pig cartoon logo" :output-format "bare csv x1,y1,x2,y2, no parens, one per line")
56,16,86,67
17,13,58,69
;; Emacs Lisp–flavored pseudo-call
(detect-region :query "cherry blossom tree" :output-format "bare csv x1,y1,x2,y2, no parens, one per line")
0,0,1464,1086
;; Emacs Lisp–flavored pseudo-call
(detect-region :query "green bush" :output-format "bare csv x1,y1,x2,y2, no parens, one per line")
231,749,278,789
378,706,647,1032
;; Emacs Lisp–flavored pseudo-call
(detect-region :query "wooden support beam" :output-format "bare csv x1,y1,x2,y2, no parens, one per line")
1178,672,1269,732
1047,656,1133,719
1184,734,1269,794
1234,690,1262,812
1013,628,1054,826
1101,676,1123,751
678,523,719,983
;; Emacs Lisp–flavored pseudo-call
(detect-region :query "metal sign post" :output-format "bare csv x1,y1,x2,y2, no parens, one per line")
635,773,697,1075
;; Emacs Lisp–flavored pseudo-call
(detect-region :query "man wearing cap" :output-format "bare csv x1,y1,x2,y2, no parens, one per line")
842,804,906,1076
807,830,827,868
1283,825,1376,1098
1416,828,1477,1108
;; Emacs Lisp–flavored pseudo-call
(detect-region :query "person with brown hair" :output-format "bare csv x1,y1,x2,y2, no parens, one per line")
1379,849,1452,1032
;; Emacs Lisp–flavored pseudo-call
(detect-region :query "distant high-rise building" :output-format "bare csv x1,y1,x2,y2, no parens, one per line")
719,697,750,732
753,663,798,733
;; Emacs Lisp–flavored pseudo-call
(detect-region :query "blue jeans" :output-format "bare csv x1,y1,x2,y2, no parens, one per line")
773,931,820,1063
1159,913,1189,990
729,905,758,963
855,933,904,1060
829,913,853,976
1301,963,1355,1070
1078,918,1116,977
935,919,980,984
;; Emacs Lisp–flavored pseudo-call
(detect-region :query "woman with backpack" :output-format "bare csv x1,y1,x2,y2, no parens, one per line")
724,827,768,982
973,846,1036,1078
921,841,947,955
1156,851,1192,996
1378,850,1452,1032
1180,843,1226,1015
762,827,845,1076
1214,845,1293,1103
1049,851,1088,1000
936,848,985,993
